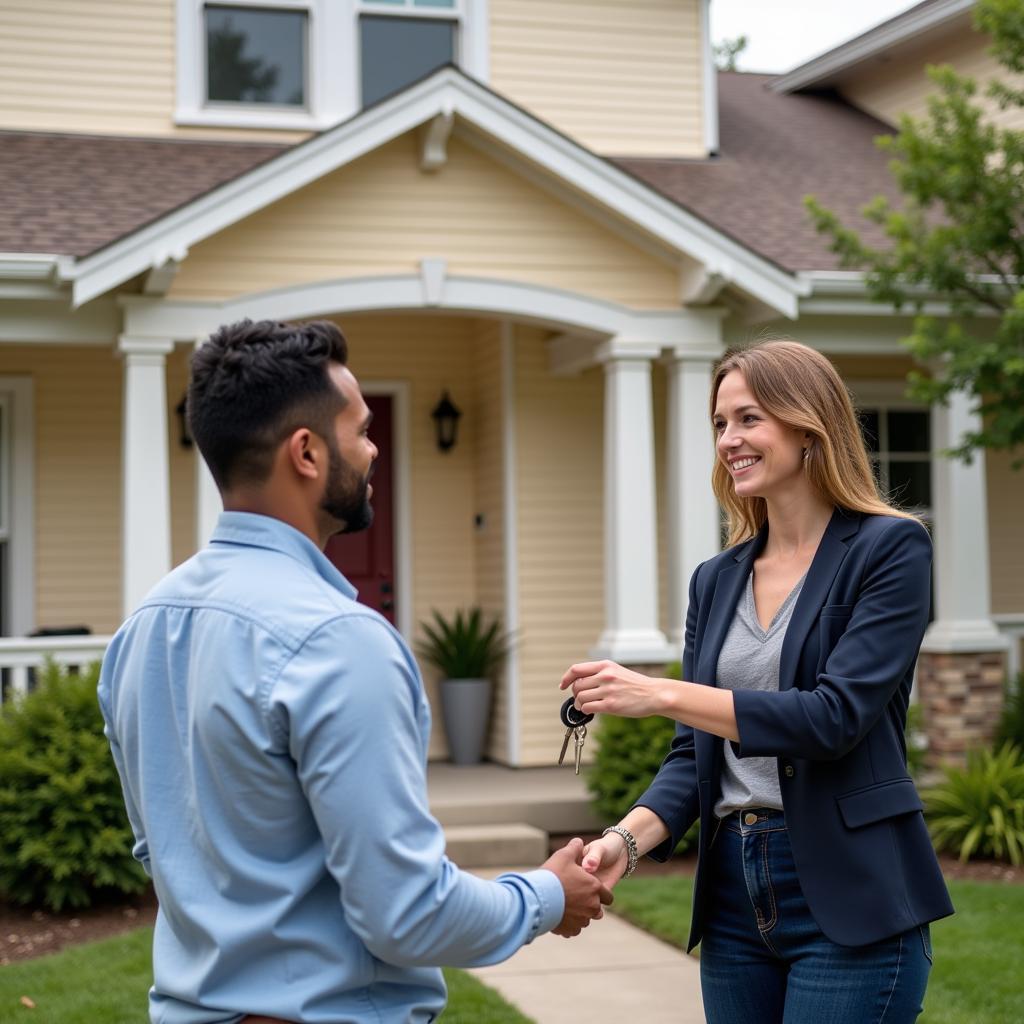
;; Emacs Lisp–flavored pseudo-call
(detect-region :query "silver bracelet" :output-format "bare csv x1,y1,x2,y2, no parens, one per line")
602,825,639,878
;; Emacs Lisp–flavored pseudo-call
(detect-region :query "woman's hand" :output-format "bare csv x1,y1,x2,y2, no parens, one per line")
580,833,630,889
560,660,671,718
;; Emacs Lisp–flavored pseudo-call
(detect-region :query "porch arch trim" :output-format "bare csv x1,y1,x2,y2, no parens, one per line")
120,275,721,349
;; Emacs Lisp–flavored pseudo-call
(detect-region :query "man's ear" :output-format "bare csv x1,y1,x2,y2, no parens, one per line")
285,428,321,481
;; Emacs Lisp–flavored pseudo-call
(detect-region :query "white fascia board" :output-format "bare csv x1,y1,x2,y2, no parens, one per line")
0,298,121,344
0,253,73,281
0,254,74,299
798,268,1008,316
772,0,976,93
72,68,801,318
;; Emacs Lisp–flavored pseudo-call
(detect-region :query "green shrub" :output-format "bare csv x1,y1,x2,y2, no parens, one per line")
587,661,698,853
924,743,1024,865
995,674,1024,750
0,661,148,911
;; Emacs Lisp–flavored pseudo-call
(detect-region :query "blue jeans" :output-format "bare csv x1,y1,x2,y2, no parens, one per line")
700,809,932,1024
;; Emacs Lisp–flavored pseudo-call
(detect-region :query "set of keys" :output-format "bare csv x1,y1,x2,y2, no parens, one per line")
558,697,594,775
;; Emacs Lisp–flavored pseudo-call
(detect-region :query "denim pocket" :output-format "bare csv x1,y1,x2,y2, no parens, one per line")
918,924,933,964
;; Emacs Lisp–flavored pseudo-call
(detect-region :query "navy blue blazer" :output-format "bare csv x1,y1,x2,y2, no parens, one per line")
637,508,954,950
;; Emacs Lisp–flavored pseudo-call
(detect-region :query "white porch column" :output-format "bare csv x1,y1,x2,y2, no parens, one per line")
918,388,1007,767
119,336,174,617
592,339,674,664
922,389,1005,652
664,346,722,648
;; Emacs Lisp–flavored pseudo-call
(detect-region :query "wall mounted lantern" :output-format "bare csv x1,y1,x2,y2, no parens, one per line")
431,390,461,452
174,394,193,449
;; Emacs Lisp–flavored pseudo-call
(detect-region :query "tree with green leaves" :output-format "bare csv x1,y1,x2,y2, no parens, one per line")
806,0,1024,463
714,35,748,72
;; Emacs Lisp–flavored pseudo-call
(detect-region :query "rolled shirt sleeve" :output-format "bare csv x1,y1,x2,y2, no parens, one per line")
269,613,564,967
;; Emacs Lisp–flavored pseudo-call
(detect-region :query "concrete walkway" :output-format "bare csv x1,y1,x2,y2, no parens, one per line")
468,869,704,1024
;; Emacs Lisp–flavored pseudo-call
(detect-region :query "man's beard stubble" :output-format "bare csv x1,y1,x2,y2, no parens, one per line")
321,441,374,535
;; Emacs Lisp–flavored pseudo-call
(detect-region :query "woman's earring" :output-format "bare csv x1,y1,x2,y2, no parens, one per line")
802,447,810,462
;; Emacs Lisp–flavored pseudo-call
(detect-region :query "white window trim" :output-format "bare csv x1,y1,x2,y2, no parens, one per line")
0,378,35,637
176,0,488,131
850,380,932,518
700,0,718,155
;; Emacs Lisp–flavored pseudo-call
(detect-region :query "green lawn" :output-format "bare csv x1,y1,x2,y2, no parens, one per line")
612,875,1024,1024
0,928,533,1024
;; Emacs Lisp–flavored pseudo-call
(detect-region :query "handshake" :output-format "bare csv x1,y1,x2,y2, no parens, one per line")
540,831,633,937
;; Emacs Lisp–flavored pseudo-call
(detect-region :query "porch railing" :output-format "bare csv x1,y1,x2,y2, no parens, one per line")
0,635,112,705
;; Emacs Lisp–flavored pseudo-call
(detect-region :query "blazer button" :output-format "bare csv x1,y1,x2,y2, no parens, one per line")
783,764,795,778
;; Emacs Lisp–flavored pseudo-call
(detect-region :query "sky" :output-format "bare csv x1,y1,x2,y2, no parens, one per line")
711,0,926,74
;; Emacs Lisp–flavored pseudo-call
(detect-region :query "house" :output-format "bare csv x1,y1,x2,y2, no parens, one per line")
0,0,1019,766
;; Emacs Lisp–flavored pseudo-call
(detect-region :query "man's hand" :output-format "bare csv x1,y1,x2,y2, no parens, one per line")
542,837,614,937
580,833,629,889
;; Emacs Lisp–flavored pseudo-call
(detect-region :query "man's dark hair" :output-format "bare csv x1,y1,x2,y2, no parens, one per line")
188,319,349,490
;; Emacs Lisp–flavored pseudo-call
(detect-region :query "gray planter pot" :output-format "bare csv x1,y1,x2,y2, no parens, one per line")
439,677,493,765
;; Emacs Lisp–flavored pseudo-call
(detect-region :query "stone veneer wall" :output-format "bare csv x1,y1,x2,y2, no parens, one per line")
917,650,1007,768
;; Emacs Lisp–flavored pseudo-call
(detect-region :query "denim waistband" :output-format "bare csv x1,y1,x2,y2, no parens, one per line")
720,807,787,832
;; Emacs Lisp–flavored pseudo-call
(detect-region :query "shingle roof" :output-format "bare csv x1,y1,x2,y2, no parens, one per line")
0,131,285,258
1,73,901,273
617,72,904,272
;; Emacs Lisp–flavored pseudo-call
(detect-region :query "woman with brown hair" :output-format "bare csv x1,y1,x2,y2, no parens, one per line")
561,339,952,1023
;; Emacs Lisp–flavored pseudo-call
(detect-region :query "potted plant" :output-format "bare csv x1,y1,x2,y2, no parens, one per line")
416,607,511,765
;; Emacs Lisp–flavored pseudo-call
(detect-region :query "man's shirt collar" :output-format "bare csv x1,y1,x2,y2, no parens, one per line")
210,511,358,600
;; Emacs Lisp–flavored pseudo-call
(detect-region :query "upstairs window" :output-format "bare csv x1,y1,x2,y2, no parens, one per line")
205,5,308,107
176,0,488,130
359,1,459,107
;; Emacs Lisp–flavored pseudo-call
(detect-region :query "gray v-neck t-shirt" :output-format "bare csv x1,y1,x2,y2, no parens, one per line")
713,571,806,818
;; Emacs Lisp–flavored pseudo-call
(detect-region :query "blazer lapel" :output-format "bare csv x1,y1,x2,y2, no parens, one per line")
777,508,862,691
696,527,766,685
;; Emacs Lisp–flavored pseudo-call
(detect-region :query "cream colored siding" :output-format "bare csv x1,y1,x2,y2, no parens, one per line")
841,29,1024,132
471,320,511,763
986,449,1024,615
0,345,121,635
167,343,198,568
0,0,175,136
490,0,706,157
168,133,681,308
513,325,604,766
0,0,306,141
336,314,479,760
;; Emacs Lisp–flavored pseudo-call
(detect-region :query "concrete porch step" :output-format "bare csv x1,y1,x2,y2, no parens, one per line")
444,822,549,868
428,764,602,835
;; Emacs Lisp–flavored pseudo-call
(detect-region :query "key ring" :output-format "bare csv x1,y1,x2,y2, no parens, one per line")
560,696,594,729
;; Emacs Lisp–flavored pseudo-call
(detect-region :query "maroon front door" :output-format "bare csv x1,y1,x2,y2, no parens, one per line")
325,394,396,625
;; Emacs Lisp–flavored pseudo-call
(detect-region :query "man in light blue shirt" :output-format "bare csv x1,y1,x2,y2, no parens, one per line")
99,319,610,1023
